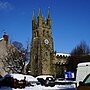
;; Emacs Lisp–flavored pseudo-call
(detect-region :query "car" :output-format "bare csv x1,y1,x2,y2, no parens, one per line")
36,75,55,87
1,74,14,87
45,77,55,87
2,74,26,88
77,73,90,90
0,76,4,87
17,79,26,88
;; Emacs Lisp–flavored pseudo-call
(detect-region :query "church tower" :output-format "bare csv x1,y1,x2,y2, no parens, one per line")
29,8,55,76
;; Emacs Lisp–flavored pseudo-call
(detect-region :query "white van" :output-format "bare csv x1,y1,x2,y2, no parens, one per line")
76,62,90,87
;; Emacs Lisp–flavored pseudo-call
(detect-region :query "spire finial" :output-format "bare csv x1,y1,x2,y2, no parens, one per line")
33,9,35,17
48,7,50,18
38,8,42,16
32,9,36,19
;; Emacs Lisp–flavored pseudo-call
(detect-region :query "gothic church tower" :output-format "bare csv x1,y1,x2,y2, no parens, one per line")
29,8,55,76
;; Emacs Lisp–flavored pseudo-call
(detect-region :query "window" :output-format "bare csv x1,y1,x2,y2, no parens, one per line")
45,51,48,56
84,75,90,84
36,31,38,37
44,31,49,36
43,30,45,36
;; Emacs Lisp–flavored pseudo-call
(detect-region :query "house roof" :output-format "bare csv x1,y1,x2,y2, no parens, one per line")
0,38,4,41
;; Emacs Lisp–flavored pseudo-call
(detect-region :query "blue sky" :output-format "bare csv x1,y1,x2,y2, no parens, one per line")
0,0,90,53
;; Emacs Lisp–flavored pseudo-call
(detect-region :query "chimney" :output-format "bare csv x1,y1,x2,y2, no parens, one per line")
3,32,8,41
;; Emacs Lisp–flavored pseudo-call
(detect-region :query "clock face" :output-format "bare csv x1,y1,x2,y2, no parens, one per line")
44,39,49,44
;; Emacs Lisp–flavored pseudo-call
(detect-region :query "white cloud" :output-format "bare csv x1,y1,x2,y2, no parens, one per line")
0,1,13,11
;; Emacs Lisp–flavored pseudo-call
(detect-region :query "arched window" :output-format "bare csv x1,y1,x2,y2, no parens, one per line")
45,51,48,56
34,32,36,37
43,30,45,36
36,31,38,37
45,31,49,36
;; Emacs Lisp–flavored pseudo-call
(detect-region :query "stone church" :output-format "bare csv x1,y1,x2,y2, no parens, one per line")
28,9,58,77
27,9,70,77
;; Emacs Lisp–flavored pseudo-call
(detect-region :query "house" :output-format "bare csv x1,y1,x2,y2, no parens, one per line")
0,33,25,76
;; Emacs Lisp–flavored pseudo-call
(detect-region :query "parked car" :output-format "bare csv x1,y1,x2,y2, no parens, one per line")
17,79,26,88
77,73,90,90
1,74,26,88
37,78,46,86
1,74,14,87
0,76,3,87
45,77,55,87
36,75,55,87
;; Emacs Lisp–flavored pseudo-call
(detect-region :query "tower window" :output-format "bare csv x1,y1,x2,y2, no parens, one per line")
43,30,45,36
45,31,49,36
45,51,48,56
36,31,38,37
34,32,36,37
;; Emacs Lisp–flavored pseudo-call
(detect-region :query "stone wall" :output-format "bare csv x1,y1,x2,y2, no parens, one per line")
0,38,8,76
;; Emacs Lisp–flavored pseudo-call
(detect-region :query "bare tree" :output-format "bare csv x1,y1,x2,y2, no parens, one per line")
71,41,90,56
12,41,25,53
67,41,90,74
23,38,31,74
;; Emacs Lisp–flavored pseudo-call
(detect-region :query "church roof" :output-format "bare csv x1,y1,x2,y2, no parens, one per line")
56,52,70,57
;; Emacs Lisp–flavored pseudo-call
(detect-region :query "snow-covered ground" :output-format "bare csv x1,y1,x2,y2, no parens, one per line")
0,85,76,90
0,74,76,90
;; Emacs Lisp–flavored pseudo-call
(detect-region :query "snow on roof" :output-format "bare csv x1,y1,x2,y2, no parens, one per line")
36,75,53,80
56,52,70,57
10,74,25,80
10,74,37,81
0,38,3,41
78,62,90,67
24,75,37,82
